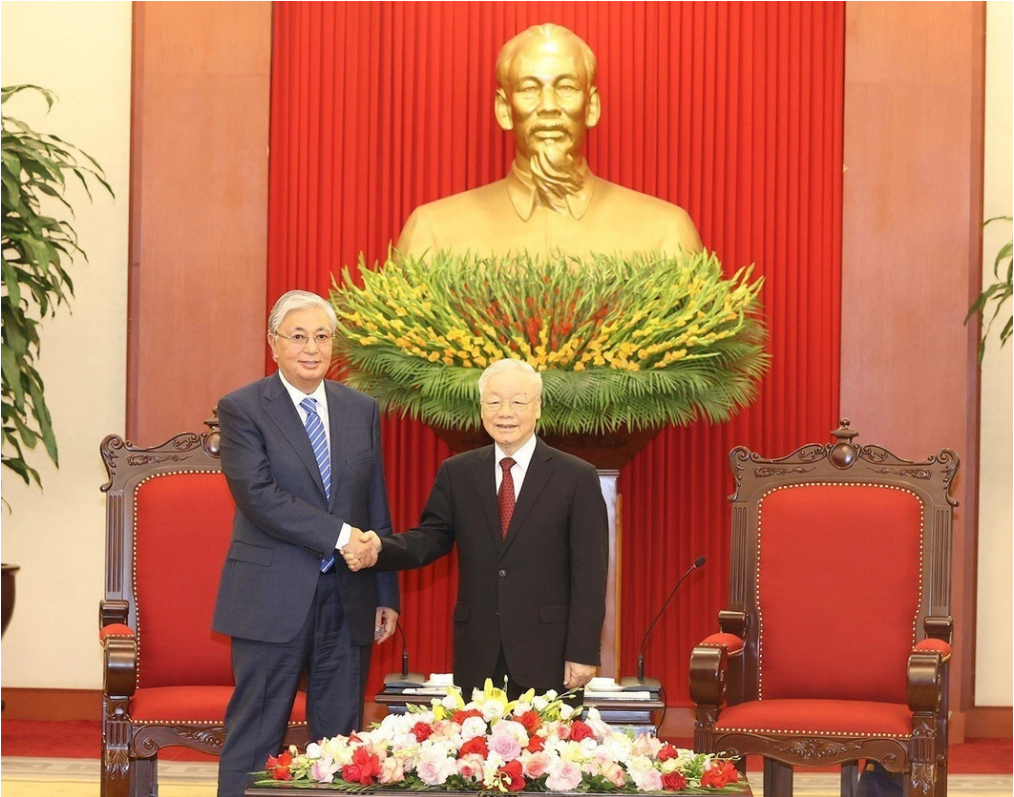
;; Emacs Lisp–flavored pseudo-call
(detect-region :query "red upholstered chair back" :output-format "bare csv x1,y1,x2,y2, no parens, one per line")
755,484,923,703
133,472,235,688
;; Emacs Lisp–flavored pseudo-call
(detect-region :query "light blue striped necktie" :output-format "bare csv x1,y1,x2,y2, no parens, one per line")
300,397,334,571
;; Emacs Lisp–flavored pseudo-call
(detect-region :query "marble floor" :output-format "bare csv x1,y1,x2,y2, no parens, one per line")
1,758,1011,797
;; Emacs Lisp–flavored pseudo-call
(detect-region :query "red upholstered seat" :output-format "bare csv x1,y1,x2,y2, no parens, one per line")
689,422,957,797
99,425,309,797
130,686,307,724
715,699,913,737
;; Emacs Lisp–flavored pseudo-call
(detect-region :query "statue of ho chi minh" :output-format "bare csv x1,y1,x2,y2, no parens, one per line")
396,23,703,260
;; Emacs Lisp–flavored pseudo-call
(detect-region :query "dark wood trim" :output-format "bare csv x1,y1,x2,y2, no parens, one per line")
965,706,1014,738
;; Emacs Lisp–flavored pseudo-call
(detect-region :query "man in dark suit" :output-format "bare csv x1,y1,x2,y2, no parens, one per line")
212,290,399,797
343,358,607,698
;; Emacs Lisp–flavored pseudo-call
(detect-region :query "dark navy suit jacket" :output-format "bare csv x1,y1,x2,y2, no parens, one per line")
212,374,399,647
375,439,607,689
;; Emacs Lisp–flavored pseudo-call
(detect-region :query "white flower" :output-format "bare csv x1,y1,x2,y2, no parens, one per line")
512,701,533,715
305,742,323,760
628,760,664,792
460,715,488,740
544,689,558,701
481,700,505,722
558,704,575,720
440,694,460,710
532,696,548,711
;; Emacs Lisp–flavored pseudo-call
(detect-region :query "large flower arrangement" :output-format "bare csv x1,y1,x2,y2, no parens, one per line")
329,252,768,435
254,681,742,793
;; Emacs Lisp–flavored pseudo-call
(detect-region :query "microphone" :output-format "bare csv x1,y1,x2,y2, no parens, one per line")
620,555,707,691
383,621,426,689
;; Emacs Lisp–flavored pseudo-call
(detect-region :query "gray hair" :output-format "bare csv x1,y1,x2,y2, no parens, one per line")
495,24,598,90
477,358,543,398
267,290,337,335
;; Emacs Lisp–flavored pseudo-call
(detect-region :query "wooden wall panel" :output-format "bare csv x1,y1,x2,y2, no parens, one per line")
841,1,985,740
127,1,271,443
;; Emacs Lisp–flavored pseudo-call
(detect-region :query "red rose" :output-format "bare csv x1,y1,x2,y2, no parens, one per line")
701,761,739,789
499,759,526,792
459,736,489,758
452,709,483,725
343,748,381,786
527,734,546,752
412,721,434,742
569,720,594,741
266,751,293,781
662,772,688,791
517,711,541,734
657,744,679,762
342,764,362,784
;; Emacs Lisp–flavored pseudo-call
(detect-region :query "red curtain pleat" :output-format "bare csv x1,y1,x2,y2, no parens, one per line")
267,1,844,706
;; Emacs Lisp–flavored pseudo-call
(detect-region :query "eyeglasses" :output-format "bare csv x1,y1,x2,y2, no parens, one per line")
481,398,536,412
274,332,334,349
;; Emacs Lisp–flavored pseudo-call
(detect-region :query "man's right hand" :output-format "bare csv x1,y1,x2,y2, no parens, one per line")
342,528,381,571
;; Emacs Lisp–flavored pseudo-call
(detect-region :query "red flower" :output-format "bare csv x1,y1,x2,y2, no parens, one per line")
657,744,679,762
459,736,489,758
701,761,739,789
412,721,434,742
569,720,594,741
527,734,545,753
662,772,688,791
498,759,526,792
452,709,483,725
343,747,381,786
517,710,542,734
266,751,293,781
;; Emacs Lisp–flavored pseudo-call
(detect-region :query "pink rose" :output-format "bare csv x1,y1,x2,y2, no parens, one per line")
380,757,405,784
523,752,552,779
488,732,522,762
457,753,485,781
599,761,626,788
546,761,583,792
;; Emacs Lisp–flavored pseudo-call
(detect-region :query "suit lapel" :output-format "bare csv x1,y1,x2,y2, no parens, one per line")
324,381,346,509
500,439,553,556
471,446,502,550
261,374,328,502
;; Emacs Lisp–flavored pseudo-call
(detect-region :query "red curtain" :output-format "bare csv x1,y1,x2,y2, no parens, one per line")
268,1,844,706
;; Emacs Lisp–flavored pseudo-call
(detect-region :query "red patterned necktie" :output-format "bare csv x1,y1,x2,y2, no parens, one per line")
497,457,517,539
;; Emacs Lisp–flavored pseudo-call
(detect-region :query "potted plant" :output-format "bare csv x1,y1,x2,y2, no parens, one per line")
1,84,113,632
966,214,1012,364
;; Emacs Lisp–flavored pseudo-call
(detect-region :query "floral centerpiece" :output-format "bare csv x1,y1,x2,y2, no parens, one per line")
329,252,767,436
254,681,742,793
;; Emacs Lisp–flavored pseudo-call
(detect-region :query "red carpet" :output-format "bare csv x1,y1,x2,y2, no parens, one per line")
1,720,1010,773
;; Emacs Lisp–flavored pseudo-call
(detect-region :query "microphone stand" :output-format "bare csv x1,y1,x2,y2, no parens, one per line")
620,555,707,690
383,621,426,689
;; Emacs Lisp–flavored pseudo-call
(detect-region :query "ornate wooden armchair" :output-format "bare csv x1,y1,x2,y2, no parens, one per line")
690,420,957,797
98,415,309,797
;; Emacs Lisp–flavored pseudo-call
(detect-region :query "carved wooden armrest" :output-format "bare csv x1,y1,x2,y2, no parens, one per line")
690,634,744,707
907,647,947,714
100,607,137,700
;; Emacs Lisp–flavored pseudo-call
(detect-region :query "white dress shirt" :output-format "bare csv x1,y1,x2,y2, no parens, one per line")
494,434,538,500
277,372,350,551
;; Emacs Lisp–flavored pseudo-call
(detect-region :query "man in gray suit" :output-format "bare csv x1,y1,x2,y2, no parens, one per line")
212,290,399,797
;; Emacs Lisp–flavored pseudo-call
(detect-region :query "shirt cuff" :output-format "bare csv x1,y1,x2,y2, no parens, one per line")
335,522,352,551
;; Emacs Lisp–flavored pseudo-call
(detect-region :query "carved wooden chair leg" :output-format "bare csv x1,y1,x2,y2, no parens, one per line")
130,757,156,797
840,761,858,797
763,759,793,797
936,760,948,797
101,719,132,797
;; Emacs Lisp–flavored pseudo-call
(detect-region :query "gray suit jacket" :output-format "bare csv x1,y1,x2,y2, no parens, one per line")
212,374,399,646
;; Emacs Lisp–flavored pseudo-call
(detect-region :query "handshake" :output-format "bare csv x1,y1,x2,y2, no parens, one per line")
341,527,383,572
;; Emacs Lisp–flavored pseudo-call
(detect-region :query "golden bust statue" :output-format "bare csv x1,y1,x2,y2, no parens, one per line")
397,23,703,260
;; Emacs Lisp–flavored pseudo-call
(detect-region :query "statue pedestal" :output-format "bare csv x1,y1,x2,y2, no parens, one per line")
430,425,663,678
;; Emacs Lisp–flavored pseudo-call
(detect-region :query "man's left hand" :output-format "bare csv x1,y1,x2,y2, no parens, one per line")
375,606,398,643
563,661,597,689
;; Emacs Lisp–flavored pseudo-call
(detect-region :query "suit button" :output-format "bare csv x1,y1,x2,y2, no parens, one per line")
498,569,507,578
